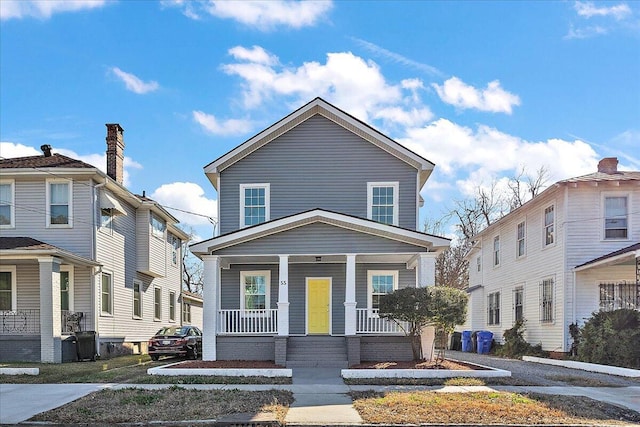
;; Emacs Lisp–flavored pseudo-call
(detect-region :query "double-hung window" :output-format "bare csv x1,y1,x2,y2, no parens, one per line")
493,236,500,266
488,292,500,325
154,287,162,320
367,270,398,313
240,184,270,227
0,266,17,311
367,182,399,226
169,234,180,266
516,221,526,258
544,205,554,246
60,267,73,311
240,271,270,311
133,280,142,319
101,272,113,316
183,303,192,323
0,180,14,228
513,288,524,323
604,195,628,239
47,179,72,227
169,291,176,322
540,278,554,323
476,256,481,272
151,213,166,239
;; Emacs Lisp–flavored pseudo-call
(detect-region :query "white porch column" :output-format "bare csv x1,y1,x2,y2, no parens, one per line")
277,255,290,336
39,257,62,363
416,252,437,288
344,254,357,336
202,255,220,361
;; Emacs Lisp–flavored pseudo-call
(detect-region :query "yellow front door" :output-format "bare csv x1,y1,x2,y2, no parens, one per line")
307,278,330,334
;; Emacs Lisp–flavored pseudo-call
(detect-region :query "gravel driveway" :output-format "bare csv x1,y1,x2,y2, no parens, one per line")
447,350,640,386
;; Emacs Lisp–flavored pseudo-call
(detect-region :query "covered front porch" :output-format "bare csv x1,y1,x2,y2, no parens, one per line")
0,237,100,362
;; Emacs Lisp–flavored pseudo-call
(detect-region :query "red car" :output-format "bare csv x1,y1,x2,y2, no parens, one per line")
148,325,202,361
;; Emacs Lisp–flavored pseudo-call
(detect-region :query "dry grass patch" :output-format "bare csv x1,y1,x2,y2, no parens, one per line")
30,387,293,424
344,376,534,386
351,390,640,425
544,374,624,387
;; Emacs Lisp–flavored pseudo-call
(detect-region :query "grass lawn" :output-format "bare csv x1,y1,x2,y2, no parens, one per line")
0,355,291,384
29,387,293,424
351,390,640,425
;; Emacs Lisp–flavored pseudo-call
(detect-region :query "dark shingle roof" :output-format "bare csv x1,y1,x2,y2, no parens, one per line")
0,154,96,170
0,236,61,251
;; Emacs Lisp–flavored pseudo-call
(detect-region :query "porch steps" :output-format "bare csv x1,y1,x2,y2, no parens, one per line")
286,336,348,368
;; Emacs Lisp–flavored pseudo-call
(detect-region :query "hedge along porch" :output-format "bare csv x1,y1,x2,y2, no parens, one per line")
192,209,448,367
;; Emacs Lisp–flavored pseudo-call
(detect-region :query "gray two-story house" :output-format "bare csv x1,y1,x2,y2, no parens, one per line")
0,124,188,363
190,98,450,367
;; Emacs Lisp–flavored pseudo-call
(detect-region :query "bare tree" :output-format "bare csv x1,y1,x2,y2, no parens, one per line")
507,165,550,211
435,242,470,289
180,227,203,294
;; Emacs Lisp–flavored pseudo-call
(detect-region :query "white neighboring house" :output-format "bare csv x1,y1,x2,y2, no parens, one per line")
181,290,203,330
464,158,639,353
0,124,189,363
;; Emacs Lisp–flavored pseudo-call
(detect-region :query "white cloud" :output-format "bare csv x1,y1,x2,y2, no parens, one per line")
110,67,159,94
223,46,433,127
352,38,444,77
432,77,521,114
574,1,632,20
150,182,218,231
565,24,608,39
229,45,279,65
0,0,107,20
193,111,253,136
398,118,599,199
0,142,41,158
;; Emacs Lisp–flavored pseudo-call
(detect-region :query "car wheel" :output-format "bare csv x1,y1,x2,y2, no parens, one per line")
151,355,159,361
189,346,198,360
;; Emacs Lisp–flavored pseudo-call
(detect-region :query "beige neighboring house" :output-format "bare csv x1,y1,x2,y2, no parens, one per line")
180,290,203,329
0,124,189,363
463,158,639,354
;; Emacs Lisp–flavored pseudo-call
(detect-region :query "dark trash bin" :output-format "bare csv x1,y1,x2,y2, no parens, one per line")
62,335,77,362
461,330,472,352
476,330,494,354
75,331,97,361
450,332,462,351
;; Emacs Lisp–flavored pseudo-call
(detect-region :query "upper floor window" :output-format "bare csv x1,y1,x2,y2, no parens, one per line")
169,234,180,266
100,209,113,233
604,196,628,239
493,236,500,266
368,270,398,311
476,256,481,272
0,180,14,228
540,278,554,323
150,213,166,238
240,184,270,227
101,272,113,316
240,271,270,310
516,221,526,258
487,291,500,325
367,182,399,226
0,266,17,311
544,205,554,246
47,179,72,227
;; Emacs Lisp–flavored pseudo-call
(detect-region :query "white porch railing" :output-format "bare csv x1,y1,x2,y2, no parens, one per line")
217,309,278,334
356,308,408,334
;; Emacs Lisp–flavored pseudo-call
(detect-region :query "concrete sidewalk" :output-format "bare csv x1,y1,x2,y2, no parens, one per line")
1,379,639,424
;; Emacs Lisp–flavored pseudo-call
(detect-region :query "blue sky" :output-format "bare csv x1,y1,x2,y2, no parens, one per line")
1,0,639,240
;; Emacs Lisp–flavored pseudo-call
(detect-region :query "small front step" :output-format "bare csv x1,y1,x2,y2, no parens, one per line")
286,336,348,368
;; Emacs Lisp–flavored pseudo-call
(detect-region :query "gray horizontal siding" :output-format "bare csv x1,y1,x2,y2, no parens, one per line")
219,115,418,234
217,336,274,361
360,336,413,362
214,223,425,255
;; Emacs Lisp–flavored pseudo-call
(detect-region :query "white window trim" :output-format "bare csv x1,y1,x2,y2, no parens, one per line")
367,270,398,315
169,291,176,322
487,291,501,326
239,183,270,228
183,302,192,324
543,204,555,248
540,277,555,324
0,265,17,311
60,266,74,312
99,209,113,234
132,280,143,320
154,286,162,321
100,271,113,317
169,234,180,267
46,178,73,228
516,221,526,258
0,180,15,229
602,192,631,241
367,182,399,226
150,212,166,240
240,270,271,314
476,256,481,272
493,235,501,267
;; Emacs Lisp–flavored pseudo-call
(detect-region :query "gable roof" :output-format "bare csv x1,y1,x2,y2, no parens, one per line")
203,97,435,190
190,208,450,256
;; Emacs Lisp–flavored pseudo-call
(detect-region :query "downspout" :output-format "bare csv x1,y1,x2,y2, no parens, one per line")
562,184,569,352
92,178,107,356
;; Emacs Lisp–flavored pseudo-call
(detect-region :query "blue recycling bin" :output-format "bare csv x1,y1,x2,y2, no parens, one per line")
476,330,494,354
461,330,473,352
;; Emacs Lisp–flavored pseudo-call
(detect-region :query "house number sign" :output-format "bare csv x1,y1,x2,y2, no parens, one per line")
280,280,287,286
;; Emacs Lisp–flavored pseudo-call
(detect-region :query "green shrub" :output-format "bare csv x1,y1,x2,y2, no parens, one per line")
494,319,546,359
577,309,640,369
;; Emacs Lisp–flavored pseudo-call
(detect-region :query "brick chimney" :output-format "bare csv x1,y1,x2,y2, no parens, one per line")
105,123,125,184
597,157,618,174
